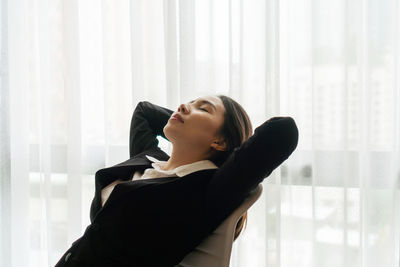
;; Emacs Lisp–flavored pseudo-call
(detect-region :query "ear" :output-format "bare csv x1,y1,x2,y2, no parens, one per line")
210,139,227,152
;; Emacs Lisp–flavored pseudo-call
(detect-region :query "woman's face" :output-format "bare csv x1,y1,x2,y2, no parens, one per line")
163,95,226,153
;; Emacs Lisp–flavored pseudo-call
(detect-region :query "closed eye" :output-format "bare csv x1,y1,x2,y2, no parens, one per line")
189,99,215,113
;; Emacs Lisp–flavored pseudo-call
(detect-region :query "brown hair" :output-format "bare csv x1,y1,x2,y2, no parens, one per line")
209,95,253,241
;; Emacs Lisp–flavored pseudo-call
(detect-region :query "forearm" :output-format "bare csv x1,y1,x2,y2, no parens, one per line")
129,101,173,157
206,116,299,224
141,101,173,139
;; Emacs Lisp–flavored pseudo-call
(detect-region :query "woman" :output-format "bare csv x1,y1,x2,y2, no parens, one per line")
55,95,298,267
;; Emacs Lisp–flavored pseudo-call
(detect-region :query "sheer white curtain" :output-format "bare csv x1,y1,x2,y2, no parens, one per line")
1,0,399,266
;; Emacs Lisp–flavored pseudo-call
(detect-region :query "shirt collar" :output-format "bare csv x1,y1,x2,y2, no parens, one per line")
145,155,218,177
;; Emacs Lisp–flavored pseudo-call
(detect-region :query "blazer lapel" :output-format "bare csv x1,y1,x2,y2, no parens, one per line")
96,147,170,188
95,157,152,188
90,148,170,222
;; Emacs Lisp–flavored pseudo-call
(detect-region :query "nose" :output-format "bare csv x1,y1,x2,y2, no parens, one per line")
178,103,189,114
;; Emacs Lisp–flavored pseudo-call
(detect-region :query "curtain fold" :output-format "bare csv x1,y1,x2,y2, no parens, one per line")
1,0,399,266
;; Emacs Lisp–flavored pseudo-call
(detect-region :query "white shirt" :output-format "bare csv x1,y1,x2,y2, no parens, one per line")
101,155,218,207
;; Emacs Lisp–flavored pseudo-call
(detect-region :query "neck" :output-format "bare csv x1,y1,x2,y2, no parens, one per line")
162,145,208,171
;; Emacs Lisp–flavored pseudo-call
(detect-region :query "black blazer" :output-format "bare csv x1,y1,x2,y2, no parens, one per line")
55,101,299,267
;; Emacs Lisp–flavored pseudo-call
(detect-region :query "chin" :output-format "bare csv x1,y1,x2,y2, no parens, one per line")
163,125,177,143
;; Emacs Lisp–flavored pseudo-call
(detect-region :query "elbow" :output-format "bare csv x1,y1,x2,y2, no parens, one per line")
285,117,299,154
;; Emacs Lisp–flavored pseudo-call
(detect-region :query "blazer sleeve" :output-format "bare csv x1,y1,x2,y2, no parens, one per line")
129,101,174,158
205,116,299,225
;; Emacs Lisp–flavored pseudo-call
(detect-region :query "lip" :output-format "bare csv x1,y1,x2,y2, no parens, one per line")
170,113,184,123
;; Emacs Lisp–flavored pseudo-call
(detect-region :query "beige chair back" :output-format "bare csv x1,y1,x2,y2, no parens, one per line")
176,184,263,267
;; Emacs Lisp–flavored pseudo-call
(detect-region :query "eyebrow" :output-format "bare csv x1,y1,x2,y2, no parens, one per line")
189,99,217,111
